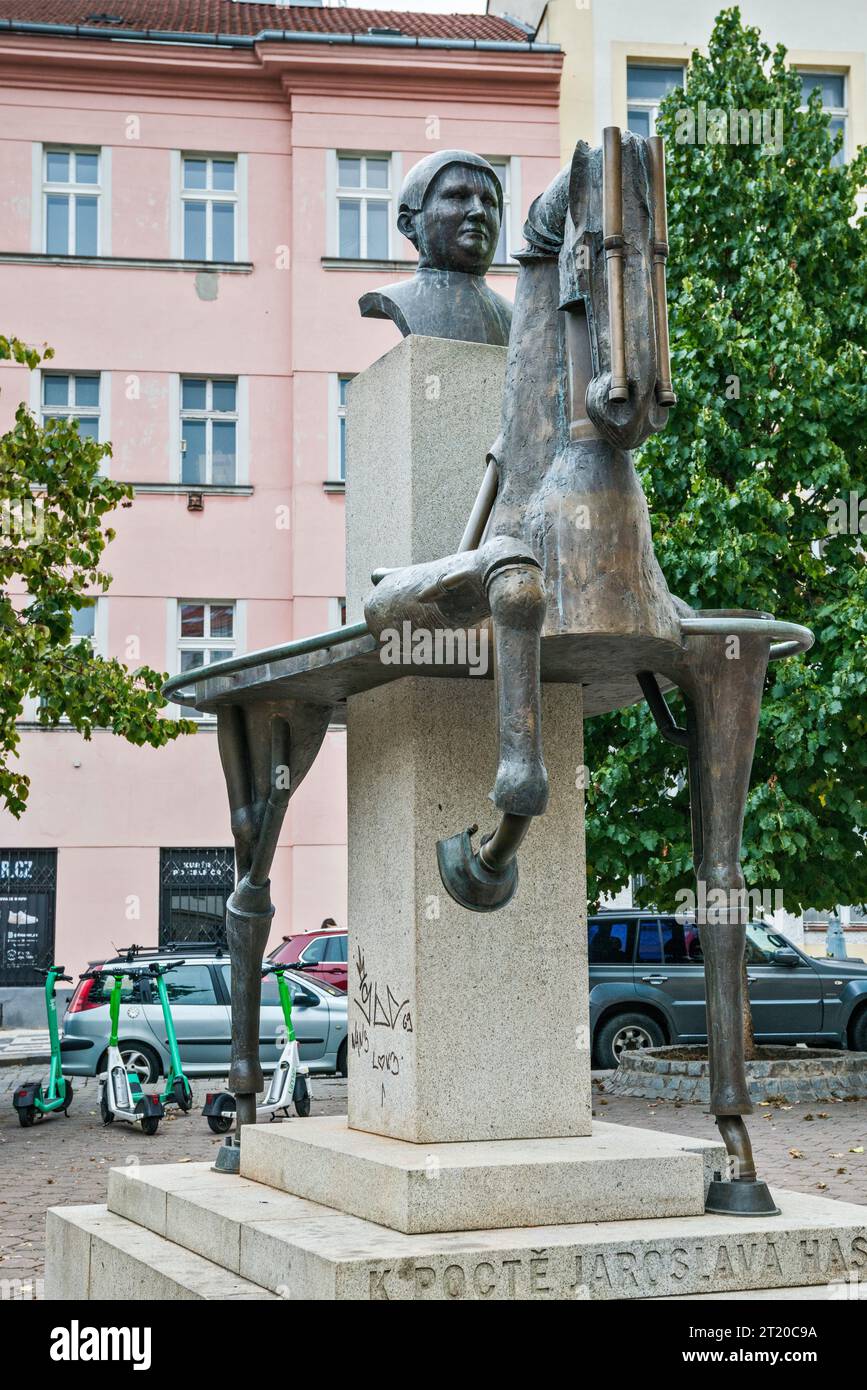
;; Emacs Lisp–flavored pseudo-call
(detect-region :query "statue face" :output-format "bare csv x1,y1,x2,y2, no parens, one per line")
410,165,501,275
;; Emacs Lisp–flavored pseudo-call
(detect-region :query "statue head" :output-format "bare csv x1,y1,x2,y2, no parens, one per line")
397,150,504,276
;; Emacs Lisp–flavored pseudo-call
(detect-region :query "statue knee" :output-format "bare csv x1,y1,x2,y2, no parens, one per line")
481,537,546,633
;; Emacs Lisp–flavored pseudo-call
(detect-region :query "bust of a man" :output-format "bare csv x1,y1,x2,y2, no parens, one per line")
358,150,513,347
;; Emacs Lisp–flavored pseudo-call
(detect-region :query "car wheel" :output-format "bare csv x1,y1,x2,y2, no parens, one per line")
337,1039,348,1078
97,1043,161,1085
850,1006,867,1054
595,1013,664,1070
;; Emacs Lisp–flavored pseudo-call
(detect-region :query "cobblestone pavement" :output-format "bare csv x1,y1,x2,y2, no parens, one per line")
593,1077,867,1204
0,1067,864,1298
0,1070,347,1298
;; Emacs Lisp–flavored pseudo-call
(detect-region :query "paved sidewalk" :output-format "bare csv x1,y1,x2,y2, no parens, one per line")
0,1070,347,1297
0,1067,864,1298
0,1031,49,1066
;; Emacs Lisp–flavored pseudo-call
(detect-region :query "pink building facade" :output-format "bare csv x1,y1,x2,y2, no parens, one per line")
0,2,561,1013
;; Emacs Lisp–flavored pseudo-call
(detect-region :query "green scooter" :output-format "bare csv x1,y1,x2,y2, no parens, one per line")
202,962,311,1132
85,966,164,1134
12,965,74,1127
145,960,194,1113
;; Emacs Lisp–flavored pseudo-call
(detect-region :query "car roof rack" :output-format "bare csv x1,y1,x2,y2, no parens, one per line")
111,942,227,961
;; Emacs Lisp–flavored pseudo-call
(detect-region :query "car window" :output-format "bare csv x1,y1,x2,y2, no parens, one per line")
745,923,792,965
158,964,217,1006
661,919,700,964
588,918,635,964
90,971,147,1006
300,937,328,964
219,965,320,1006
636,920,663,963
324,935,347,962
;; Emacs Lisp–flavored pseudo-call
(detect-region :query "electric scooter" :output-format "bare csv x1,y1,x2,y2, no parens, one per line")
85,966,164,1135
145,961,194,1113
203,961,311,1133
12,965,74,1127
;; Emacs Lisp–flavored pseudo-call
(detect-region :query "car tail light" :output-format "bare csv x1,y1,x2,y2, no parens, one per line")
66,977,102,1013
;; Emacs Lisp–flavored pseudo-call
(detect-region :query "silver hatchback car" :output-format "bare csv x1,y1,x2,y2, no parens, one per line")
60,948,348,1082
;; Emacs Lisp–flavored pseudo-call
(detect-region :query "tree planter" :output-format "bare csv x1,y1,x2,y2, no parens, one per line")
605,1045,867,1104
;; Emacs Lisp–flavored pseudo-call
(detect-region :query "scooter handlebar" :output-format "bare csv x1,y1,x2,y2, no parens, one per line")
146,960,185,976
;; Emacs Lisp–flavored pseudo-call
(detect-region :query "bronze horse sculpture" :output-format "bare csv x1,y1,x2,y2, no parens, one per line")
165,130,811,1213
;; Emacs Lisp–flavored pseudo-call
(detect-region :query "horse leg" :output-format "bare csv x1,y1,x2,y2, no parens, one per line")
676,633,779,1213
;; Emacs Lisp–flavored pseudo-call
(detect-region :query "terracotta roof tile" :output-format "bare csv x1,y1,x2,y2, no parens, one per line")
0,0,531,42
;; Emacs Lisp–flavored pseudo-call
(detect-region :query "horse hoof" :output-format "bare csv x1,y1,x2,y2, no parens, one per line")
435,829,518,913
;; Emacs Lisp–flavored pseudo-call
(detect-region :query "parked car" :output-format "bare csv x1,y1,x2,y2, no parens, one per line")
589,910,867,1069
268,928,348,991
60,946,348,1082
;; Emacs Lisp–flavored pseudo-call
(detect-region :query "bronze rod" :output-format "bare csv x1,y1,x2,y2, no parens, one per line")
602,126,628,403
479,812,533,871
458,457,499,553
647,135,676,407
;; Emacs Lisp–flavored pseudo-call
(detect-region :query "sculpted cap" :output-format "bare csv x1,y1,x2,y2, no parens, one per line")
399,149,504,217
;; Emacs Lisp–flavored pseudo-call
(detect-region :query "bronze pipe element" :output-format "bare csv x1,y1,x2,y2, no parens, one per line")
478,812,533,871
647,136,676,408
458,457,499,553
602,127,629,403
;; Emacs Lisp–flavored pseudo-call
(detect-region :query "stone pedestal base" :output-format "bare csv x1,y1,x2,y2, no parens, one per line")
46,1157,867,1302
239,1116,725,1234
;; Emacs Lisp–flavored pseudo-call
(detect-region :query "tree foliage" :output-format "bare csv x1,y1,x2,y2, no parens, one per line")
585,8,867,912
0,334,194,817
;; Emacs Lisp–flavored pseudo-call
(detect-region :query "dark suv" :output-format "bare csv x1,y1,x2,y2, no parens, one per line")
589,910,867,1068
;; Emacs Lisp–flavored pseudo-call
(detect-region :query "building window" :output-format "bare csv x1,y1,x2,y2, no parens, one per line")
486,158,512,263
182,155,237,261
0,849,57,986
176,601,235,719
180,378,237,485
799,72,847,167
43,148,100,255
159,848,234,946
337,154,391,259
626,64,686,137
337,374,353,480
41,373,100,442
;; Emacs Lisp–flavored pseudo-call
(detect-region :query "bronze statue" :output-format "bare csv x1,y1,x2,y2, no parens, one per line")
166,130,812,1212
359,150,513,346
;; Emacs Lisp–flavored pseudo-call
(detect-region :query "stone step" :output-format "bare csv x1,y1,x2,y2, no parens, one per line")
238,1116,726,1234
102,1161,867,1301
45,1202,278,1301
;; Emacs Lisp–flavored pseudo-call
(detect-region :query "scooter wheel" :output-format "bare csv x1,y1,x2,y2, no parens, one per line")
100,1091,115,1126
207,1114,233,1135
62,1081,74,1114
173,1078,193,1113
17,1106,36,1128
293,1077,312,1118
140,1116,160,1136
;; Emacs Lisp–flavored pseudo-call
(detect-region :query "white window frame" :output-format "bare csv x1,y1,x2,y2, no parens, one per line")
333,152,393,260
626,63,687,137
32,369,111,474
178,153,243,263
328,596,348,630
797,69,848,166
23,597,107,723
174,599,239,721
483,156,522,265
327,373,354,483
40,145,105,256
179,376,242,487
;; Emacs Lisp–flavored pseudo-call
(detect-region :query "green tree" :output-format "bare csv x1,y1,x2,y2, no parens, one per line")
585,8,867,915
0,335,194,817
